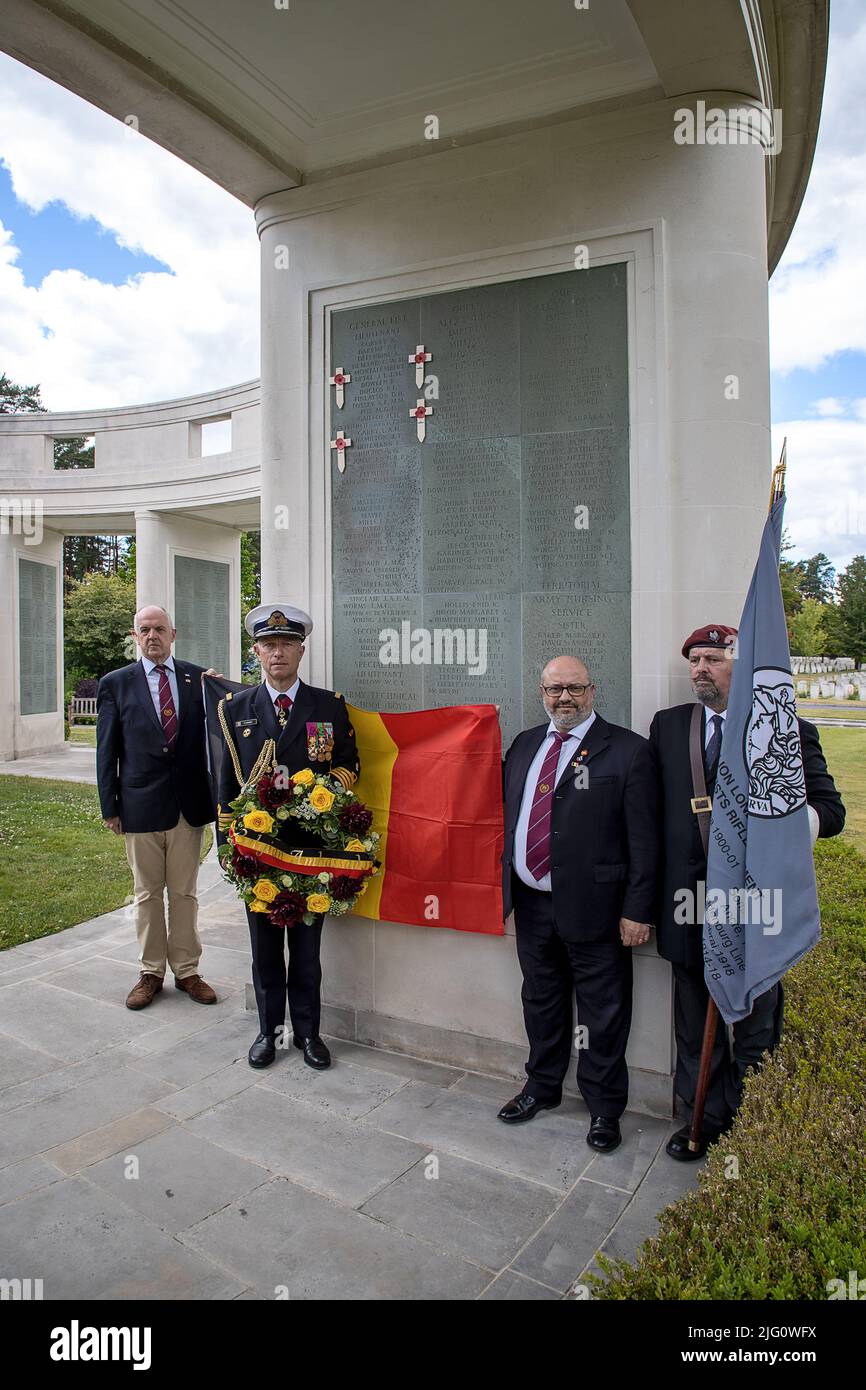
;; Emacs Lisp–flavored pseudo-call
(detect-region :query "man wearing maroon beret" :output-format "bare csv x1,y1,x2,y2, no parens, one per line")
649,625,845,1159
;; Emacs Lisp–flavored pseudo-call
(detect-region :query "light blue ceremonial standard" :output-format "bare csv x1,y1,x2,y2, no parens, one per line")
704,494,819,1024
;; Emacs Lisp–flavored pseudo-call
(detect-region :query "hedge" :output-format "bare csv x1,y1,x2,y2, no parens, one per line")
593,839,866,1299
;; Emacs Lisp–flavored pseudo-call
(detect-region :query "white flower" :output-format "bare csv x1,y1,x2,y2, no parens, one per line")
317,872,330,884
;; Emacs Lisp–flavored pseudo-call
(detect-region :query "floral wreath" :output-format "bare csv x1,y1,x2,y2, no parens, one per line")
217,765,379,926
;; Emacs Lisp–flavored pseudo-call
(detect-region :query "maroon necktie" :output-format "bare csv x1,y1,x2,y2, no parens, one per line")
524,732,568,881
275,693,293,726
154,664,177,747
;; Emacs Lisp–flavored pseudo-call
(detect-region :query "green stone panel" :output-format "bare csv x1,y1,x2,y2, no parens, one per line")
18,558,57,715
174,556,230,675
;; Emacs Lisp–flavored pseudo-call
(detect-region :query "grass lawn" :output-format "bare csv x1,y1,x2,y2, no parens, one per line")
798,701,866,722
814,725,866,859
66,725,97,745
0,776,213,951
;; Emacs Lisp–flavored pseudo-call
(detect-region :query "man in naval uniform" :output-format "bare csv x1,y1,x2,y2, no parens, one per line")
650,623,845,1159
216,603,360,1071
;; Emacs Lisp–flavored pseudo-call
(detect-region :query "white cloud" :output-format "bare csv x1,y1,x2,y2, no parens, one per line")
769,2,866,374
772,419,866,573
0,53,259,410
813,397,846,417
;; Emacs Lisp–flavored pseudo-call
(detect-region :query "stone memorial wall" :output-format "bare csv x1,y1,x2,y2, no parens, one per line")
18,557,57,716
331,266,630,747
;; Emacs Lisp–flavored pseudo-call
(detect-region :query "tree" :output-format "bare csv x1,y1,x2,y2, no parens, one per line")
240,530,261,679
0,373,45,413
835,555,866,665
53,436,95,470
789,599,829,656
64,572,137,679
799,553,836,604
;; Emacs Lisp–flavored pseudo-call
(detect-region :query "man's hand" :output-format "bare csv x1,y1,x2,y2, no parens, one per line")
619,917,651,947
104,816,123,835
202,668,224,681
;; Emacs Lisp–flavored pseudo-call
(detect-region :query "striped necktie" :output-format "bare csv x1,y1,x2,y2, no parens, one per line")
275,693,293,727
524,732,568,881
154,665,177,747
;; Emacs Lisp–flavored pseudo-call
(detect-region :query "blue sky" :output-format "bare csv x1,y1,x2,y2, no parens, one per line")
0,163,170,288
0,4,864,576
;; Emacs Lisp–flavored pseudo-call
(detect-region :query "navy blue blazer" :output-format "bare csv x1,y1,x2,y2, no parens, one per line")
502,713,660,943
96,659,215,833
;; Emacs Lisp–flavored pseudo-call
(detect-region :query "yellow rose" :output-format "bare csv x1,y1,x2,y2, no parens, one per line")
309,786,335,813
252,879,278,903
291,768,315,786
306,893,332,914
345,839,366,852
248,899,270,913
243,810,274,834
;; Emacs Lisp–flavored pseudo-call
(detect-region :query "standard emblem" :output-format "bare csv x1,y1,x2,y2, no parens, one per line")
270,610,288,627
307,721,335,762
708,629,720,641
745,667,806,819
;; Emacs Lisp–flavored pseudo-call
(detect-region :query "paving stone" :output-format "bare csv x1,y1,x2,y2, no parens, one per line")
85,1126,271,1231
0,1066,177,1169
152,1061,259,1120
0,1155,64,1206
102,938,251,989
0,1177,243,1299
478,1270,561,1300
361,1081,594,1192
41,954,157,1008
0,1050,133,1117
186,1086,426,1206
580,1112,670,1193
326,1038,465,1089
126,1013,257,1086
511,1177,632,1292
0,980,163,1061
113,996,248,1057
259,1057,408,1119
0,1032,63,1088
183,1175,491,1300
48,1107,175,1173
361,1151,559,1269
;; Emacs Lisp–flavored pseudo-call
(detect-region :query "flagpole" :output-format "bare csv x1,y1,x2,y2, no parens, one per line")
688,439,787,1153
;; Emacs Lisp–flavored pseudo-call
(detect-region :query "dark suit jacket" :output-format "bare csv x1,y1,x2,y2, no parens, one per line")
501,713,660,943
649,702,846,968
96,659,215,833
216,679,360,846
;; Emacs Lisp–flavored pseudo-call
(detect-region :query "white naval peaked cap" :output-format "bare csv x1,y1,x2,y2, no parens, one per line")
245,603,313,640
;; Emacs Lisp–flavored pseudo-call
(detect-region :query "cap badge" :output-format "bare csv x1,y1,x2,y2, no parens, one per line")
270,611,288,627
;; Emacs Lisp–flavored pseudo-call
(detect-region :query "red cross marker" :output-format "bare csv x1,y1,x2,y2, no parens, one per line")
330,429,353,473
409,344,432,389
410,398,433,443
329,366,351,409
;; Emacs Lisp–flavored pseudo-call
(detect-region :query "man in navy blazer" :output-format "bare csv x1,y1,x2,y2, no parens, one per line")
97,605,216,1011
498,655,659,1153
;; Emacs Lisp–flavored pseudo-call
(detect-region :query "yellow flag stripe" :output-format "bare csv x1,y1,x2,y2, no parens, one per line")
346,704,398,920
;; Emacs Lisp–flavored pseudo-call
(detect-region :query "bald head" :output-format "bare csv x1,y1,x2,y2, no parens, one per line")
539,654,595,730
132,605,176,663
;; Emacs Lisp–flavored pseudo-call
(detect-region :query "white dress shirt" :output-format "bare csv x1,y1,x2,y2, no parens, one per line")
514,711,597,891
265,677,300,711
704,705,726,748
142,655,179,726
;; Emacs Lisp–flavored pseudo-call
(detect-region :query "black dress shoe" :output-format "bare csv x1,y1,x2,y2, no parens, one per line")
665,1123,721,1162
497,1092,561,1124
294,1035,331,1069
248,1033,276,1069
586,1116,622,1152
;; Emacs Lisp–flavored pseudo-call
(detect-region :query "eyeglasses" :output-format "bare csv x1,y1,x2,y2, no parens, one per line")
540,684,593,698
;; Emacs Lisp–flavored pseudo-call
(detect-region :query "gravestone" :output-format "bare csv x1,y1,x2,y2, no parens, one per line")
330,265,630,747
174,556,230,675
18,557,57,715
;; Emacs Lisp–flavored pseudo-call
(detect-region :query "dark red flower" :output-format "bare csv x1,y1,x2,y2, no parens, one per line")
231,850,259,880
338,802,373,834
330,875,358,902
256,774,292,811
269,890,307,928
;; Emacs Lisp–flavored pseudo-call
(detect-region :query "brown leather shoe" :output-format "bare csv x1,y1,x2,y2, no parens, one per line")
174,974,217,1005
126,973,163,1010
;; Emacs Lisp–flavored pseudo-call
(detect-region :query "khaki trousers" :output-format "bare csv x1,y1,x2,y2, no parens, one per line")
124,815,204,979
